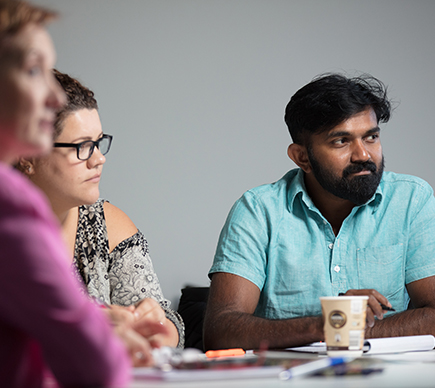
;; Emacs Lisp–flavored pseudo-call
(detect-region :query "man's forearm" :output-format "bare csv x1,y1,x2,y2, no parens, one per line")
366,307,435,338
203,310,324,351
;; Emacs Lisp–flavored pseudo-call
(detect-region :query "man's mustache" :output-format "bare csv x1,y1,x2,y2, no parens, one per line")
343,161,377,178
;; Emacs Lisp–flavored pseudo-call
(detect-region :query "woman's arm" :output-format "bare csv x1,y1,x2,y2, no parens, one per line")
104,201,185,348
0,185,131,387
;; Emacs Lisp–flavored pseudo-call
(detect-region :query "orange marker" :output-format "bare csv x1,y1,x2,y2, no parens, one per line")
205,348,245,358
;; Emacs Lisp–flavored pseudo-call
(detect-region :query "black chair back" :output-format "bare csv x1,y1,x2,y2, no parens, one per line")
177,286,210,351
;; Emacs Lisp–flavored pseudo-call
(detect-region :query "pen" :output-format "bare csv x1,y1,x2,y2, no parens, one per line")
338,294,395,312
279,357,347,380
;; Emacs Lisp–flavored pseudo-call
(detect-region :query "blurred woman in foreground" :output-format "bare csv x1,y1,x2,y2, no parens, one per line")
0,1,161,387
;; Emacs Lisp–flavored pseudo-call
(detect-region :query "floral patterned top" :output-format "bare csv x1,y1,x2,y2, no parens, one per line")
72,199,184,348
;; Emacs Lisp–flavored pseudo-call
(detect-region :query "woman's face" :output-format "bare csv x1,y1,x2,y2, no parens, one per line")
30,109,106,212
0,23,65,164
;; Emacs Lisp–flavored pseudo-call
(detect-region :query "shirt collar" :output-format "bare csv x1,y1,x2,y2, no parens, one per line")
287,168,384,213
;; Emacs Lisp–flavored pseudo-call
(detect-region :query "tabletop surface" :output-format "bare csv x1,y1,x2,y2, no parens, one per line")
128,350,435,388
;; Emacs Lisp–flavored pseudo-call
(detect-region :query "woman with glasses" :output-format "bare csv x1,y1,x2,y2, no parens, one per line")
18,69,184,349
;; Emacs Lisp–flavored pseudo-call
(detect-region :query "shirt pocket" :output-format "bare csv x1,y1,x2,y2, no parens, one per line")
356,243,405,299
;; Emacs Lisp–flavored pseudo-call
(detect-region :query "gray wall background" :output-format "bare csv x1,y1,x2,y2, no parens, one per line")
34,0,435,307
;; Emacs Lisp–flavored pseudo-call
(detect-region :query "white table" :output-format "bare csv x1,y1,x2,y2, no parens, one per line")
128,351,435,388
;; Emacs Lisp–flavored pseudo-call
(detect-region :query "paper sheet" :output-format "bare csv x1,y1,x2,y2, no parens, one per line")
288,335,435,355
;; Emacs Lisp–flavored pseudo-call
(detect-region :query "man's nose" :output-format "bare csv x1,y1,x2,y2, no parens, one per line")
351,139,370,163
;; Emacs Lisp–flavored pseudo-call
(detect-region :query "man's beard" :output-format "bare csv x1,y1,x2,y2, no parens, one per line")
307,149,384,206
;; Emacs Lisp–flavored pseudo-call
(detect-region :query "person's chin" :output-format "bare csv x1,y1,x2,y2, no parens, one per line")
85,191,100,205
21,138,52,159
34,124,54,147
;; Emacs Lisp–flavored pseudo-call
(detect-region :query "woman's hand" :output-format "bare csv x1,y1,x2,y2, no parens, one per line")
133,298,180,347
103,303,169,366
102,299,179,354
113,321,168,367
103,304,136,326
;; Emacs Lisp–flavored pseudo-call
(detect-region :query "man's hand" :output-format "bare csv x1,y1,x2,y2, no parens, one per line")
340,289,392,328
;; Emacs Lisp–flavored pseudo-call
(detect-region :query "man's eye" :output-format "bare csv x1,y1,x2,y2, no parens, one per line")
366,134,379,141
332,138,346,145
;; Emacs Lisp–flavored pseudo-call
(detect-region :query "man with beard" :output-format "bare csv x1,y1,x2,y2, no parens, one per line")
204,73,435,351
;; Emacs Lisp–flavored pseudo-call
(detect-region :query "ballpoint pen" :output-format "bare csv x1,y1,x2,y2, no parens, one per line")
338,294,395,312
279,357,348,380
380,304,395,312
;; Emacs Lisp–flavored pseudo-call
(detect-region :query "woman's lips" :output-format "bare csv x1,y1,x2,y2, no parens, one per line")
86,174,101,183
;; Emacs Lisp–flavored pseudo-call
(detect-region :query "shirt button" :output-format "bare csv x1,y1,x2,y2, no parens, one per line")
334,265,340,273
328,243,334,250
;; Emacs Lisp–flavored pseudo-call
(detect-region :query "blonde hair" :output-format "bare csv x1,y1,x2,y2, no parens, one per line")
0,0,56,40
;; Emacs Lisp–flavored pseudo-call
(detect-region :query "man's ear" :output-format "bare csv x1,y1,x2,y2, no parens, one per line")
16,158,35,176
287,143,312,173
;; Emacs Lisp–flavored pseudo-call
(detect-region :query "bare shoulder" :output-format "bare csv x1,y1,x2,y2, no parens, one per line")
103,201,138,252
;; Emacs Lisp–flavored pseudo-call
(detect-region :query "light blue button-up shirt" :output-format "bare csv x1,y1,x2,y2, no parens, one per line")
209,169,435,319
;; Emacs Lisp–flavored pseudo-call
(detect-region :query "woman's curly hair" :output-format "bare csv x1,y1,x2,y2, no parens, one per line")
53,69,98,139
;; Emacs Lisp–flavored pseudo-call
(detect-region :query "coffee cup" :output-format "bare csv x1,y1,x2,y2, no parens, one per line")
320,296,368,357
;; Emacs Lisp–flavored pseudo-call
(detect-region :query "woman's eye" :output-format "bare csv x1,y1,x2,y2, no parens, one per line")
78,143,87,151
27,66,41,76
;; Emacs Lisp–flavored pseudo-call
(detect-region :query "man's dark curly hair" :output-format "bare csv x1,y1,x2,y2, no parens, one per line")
284,73,391,146
53,69,98,139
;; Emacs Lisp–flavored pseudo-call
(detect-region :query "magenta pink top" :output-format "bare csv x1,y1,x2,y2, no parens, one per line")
0,163,131,388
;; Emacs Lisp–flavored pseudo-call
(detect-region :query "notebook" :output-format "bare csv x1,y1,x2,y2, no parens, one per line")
288,335,435,355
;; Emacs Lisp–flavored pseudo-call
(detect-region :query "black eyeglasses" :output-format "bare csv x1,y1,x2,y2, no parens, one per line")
54,134,113,161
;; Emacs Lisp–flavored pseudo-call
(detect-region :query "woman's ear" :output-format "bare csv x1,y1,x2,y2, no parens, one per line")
287,143,312,173
16,158,35,176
